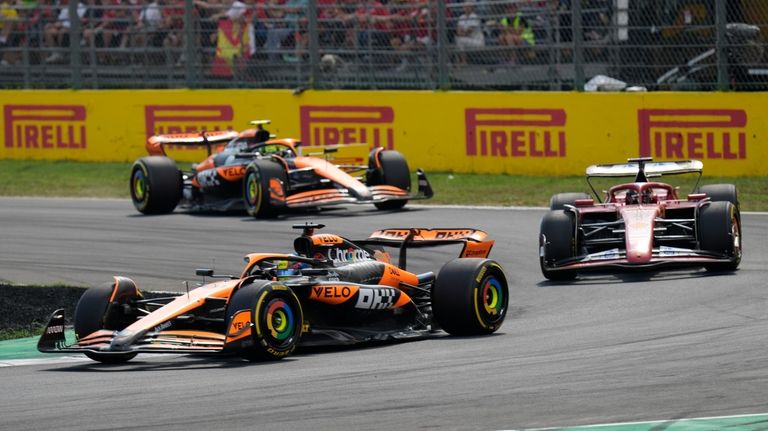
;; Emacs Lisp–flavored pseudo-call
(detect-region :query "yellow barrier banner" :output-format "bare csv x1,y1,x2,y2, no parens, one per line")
1,89,765,176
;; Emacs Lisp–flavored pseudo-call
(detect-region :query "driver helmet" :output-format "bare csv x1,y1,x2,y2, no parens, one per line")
624,189,639,205
275,258,309,279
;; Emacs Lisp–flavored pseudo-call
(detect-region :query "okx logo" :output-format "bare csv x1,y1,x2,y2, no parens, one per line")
144,105,234,140
638,109,748,159
465,108,567,157
4,105,87,149
300,105,395,149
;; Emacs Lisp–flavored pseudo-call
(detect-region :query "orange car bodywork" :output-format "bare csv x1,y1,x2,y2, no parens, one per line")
38,228,494,357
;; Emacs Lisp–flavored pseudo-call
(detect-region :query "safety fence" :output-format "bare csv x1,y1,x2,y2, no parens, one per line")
0,0,766,91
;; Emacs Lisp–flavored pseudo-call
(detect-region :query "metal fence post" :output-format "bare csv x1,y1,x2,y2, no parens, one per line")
715,0,728,91
572,0,584,91
308,0,319,89
436,0,448,90
69,0,82,89
184,0,196,87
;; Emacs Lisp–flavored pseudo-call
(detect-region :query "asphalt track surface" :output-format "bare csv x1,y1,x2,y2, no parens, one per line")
1,197,767,431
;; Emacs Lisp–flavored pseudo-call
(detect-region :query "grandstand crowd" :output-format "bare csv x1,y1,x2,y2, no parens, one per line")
0,0,613,73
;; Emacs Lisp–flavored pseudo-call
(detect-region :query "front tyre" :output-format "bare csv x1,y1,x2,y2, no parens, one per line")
130,156,182,214
367,149,411,210
226,281,303,361
243,159,287,218
698,201,741,272
74,277,143,363
432,258,508,336
539,210,577,281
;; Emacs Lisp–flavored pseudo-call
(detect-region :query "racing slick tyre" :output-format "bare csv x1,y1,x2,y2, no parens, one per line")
130,156,182,214
432,258,508,336
243,159,287,218
367,150,411,211
226,281,303,361
539,210,577,281
74,277,144,363
698,201,742,272
695,184,739,211
549,192,591,210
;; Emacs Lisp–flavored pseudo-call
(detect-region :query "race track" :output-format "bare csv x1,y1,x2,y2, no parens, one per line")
1,197,767,430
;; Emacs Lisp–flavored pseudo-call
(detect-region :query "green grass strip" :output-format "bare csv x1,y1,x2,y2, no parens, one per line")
0,160,766,210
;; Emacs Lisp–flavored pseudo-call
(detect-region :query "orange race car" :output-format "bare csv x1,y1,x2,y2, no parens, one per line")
130,121,433,217
38,224,509,363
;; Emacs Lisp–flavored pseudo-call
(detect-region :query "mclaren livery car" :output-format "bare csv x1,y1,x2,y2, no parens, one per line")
130,121,432,218
539,157,741,280
38,224,508,363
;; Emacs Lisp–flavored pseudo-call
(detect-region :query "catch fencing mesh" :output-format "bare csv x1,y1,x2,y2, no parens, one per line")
0,0,766,90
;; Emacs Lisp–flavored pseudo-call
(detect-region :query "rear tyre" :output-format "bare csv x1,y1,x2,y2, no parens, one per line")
74,277,143,363
226,281,303,361
243,159,287,218
130,156,182,214
367,150,411,210
539,210,577,281
698,201,741,272
549,192,591,210
695,184,739,210
432,258,508,335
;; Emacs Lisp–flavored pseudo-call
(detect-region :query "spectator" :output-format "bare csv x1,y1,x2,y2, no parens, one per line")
354,0,390,51
496,1,535,64
193,0,225,62
160,0,184,64
454,0,484,65
44,0,88,63
80,0,106,49
131,0,164,48
317,0,347,49
388,0,415,70
102,0,134,49
263,0,291,61
0,0,19,65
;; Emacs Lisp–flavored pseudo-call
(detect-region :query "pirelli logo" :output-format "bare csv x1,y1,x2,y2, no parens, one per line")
638,109,747,159
144,105,234,143
4,105,87,149
465,108,566,157
299,105,394,149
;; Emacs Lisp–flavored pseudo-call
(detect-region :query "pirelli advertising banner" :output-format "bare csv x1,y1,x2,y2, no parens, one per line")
1,89,765,176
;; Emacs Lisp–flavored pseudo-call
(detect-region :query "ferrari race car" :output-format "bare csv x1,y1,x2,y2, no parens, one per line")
539,157,742,280
38,224,508,363
130,121,433,217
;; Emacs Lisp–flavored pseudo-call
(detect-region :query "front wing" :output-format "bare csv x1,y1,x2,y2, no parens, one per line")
38,309,227,356
541,246,736,273
281,169,433,209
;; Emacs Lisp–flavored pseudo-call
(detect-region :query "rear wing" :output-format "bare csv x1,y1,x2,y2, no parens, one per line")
146,130,239,156
585,158,703,199
358,228,494,270
586,159,703,178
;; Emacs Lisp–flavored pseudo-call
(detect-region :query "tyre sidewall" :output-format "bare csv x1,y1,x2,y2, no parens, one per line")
432,258,508,335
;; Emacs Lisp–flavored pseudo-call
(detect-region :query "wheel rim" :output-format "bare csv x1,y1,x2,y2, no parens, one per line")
245,172,261,212
731,213,742,260
132,169,147,203
477,275,506,325
264,298,296,347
